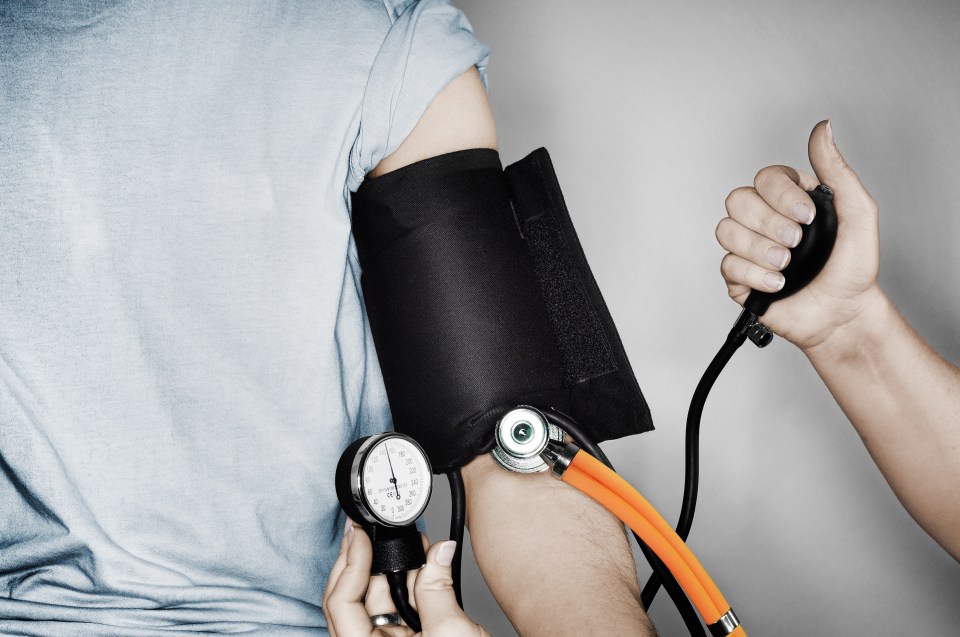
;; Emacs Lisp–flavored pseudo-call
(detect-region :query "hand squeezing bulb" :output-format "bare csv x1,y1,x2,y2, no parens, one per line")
743,184,838,317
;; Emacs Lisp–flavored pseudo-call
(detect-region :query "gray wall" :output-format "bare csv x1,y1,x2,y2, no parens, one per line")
423,1,960,635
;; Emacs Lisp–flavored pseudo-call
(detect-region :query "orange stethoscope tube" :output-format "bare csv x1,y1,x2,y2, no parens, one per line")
560,450,746,636
571,451,728,614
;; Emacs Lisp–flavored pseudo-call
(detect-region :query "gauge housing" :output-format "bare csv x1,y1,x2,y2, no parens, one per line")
336,432,433,528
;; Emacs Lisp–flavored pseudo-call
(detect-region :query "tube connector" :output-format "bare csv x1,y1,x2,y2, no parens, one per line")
747,321,773,348
708,608,740,636
729,309,773,348
540,440,580,479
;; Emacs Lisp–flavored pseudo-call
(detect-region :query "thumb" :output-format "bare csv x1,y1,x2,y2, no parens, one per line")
808,120,878,217
413,541,472,631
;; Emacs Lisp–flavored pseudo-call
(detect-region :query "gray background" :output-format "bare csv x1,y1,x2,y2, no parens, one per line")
422,1,960,635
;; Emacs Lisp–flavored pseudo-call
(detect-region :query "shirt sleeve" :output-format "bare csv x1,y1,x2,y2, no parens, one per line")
346,0,490,192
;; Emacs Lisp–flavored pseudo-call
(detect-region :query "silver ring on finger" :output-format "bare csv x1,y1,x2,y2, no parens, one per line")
370,613,402,628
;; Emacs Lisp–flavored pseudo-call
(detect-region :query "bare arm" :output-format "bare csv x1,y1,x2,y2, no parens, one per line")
368,68,496,177
717,121,960,560
462,453,653,636
372,67,656,636
804,287,960,559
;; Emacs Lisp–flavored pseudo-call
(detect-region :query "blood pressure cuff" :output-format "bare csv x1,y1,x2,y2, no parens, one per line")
351,148,653,473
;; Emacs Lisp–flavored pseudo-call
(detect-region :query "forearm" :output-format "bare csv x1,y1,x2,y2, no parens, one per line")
461,454,656,637
804,286,960,559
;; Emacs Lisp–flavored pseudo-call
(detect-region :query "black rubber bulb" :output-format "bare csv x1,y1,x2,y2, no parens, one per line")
744,184,838,317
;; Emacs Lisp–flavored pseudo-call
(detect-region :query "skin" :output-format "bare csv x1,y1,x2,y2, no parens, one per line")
323,522,490,637
716,120,960,561
325,67,657,636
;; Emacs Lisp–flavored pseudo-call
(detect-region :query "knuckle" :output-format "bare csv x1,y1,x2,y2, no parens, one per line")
779,164,802,185
759,211,785,239
754,164,800,197
720,253,736,278
415,575,454,596
723,220,753,254
714,217,729,242
339,562,364,581
715,218,746,252
753,166,778,191
831,145,847,169
324,589,348,606
759,213,776,237
724,186,753,213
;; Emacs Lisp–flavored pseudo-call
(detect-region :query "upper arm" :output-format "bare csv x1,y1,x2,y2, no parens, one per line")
369,66,497,178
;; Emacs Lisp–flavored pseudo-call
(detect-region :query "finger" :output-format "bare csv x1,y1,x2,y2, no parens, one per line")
325,523,378,637
753,164,820,226
323,520,356,637
808,120,878,219
726,280,752,305
725,187,803,248
403,533,432,611
416,533,432,608
324,519,355,606
364,575,397,617
715,217,792,272
720,252,785,294
365,576,409,637
411,541,474,630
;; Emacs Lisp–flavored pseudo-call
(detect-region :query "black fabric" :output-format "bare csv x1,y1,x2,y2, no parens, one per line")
504,148,653,448
352,149,565,471
351,148,652,472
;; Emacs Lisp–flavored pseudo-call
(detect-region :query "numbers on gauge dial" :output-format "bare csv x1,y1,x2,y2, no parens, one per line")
362,436,431,526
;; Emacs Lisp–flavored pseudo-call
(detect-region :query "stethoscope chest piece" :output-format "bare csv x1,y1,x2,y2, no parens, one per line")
492,406,564,473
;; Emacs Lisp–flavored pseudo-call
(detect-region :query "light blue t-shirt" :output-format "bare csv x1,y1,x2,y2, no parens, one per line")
0,1,487,634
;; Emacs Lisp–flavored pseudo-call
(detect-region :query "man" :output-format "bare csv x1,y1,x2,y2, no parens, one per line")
0,2,653,635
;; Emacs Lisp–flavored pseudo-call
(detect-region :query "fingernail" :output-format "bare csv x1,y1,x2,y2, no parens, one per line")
792,202,814,224
777,224,800,248
435,541,457,567
826,120,834,145
344,519,355,547
766,246,789,269
763,272,785,290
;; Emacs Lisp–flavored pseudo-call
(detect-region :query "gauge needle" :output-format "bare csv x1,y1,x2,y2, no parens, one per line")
385,445,400,500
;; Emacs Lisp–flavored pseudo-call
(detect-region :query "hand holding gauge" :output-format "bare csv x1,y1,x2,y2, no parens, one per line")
335,432,434,632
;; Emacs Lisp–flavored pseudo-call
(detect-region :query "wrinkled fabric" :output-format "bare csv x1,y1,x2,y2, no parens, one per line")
0,1,487,634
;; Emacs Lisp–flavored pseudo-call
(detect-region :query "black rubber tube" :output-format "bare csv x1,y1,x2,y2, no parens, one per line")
544,409,707,637
448,469,466,609
641,325,747,607
386,570,421,632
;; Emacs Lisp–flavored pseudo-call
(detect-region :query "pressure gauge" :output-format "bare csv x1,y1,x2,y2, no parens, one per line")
335,432,433,528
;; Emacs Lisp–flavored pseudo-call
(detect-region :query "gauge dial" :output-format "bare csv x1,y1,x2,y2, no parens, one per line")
353,434,432,527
